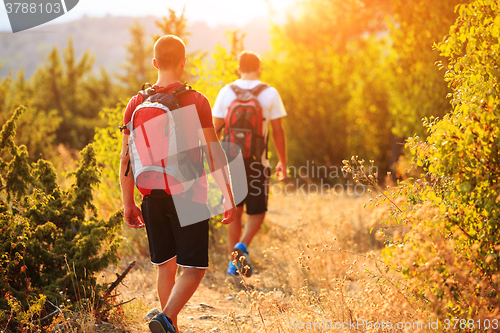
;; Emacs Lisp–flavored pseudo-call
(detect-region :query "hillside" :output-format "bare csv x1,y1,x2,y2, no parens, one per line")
0,15,271,78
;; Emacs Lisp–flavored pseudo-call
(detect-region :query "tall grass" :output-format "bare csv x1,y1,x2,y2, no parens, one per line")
85,192,432,332
218,192,430,332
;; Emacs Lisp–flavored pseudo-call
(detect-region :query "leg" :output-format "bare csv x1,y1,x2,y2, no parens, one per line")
163,267,206,329
157,257,177,311
227,206,244,250
240,212,265,247
239,162,269,248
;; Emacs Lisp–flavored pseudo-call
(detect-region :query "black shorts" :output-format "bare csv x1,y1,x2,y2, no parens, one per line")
235,161,270,215
141,194,210,268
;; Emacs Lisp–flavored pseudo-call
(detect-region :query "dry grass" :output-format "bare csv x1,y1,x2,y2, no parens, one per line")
218,192,426,332
93,190,432,332
23,188,450,332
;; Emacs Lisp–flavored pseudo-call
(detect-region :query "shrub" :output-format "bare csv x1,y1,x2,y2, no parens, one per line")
0,106,123,328
347,0,500,326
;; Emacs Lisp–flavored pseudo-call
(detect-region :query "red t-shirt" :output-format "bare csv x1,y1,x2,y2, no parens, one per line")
123,82,214,204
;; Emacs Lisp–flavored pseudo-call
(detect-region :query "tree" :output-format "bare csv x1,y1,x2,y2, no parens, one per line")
28,38,115,150
281,0,391,52
387,0,465,138
118,20,154,96
0,67,62,161
152,7,191,43
264,0,394,177
191,30,244,103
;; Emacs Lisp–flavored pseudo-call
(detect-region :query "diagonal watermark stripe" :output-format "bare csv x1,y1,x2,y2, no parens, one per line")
128,104,248,227
60,0,67,13
3,0,79,33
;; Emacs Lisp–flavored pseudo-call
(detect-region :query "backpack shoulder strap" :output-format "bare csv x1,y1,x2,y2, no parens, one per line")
229,84,247,99
138,82,196,100
138,83,157,100
172,83,196,97
120,85,155,132
229,83,269,99
249,83,269,97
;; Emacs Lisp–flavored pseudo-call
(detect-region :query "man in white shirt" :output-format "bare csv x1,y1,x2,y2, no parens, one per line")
212,50,287,277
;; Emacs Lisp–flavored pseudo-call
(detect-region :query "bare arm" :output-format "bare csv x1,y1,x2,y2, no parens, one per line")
199,127,236,224
213,117,225,140
270,118,287,181
120,133,144,228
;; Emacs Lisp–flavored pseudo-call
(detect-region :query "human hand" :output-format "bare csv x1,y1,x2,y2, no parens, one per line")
222,198,236,225
275,161,287,181
124,204,145,228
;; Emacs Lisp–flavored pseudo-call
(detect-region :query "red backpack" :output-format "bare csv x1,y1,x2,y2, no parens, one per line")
222,83,269,160
124,84,203,196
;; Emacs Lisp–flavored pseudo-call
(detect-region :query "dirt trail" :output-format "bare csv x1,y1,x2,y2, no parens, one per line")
175,276,253,333
110,210,289,332
107,195,370,333
110,263,257,333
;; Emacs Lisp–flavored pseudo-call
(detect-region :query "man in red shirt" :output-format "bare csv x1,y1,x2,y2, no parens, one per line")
120,35,236,333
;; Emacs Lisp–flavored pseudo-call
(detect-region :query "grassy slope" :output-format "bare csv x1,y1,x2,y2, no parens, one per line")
102,192,407,333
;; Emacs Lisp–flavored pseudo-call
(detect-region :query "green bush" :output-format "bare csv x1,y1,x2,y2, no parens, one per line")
357,0,500,324
0,107,123,319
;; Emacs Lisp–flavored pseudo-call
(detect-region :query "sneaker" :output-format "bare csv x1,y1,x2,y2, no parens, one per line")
149,313,176,333
227,260,239,276
232,242,253,277
145,308,160,321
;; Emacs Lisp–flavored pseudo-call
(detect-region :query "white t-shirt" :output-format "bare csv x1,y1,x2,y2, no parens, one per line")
212,79,287,166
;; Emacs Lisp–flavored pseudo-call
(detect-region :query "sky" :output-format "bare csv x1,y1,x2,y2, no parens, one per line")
0,0,293,32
